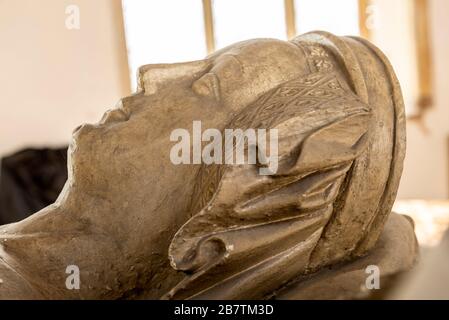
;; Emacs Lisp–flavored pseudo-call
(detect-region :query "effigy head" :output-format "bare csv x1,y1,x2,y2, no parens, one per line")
64,31,405,299
165,31,406,299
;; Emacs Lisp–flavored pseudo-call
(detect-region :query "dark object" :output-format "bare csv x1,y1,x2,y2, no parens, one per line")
0,147,68,225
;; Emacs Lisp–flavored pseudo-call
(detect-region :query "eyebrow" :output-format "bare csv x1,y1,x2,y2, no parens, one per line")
194,54,244,86
221,54,244,74
138,60,210,94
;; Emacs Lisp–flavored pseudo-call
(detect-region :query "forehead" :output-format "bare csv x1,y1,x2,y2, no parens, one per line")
136,39,307,95
206,39,309,87
208,38,305,67
203,39,309,110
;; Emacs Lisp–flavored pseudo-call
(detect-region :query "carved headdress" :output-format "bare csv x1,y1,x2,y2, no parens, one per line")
165,32,406,299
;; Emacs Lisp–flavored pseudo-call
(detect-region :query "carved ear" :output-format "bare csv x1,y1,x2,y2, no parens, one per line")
166,110,371,299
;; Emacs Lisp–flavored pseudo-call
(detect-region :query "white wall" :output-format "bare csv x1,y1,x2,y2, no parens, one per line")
0,0,131,156
397,0,449,199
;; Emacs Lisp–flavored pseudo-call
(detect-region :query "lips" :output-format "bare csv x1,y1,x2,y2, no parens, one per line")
99,108,129,124
72,124,83,135
71,106,130,139
71,123,97,139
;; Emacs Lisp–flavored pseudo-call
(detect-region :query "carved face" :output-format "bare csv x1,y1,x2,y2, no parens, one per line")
70,39,309,202
66,39,313,295
67,36,376,299
2,32,404,300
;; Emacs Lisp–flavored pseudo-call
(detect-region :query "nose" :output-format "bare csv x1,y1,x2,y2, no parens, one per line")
137,60,209,95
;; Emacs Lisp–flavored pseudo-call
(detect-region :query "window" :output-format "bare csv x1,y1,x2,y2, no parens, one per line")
295,0,359,35
121,0,432,117
213,0,285,49
122,0,206,89
122,0,361,90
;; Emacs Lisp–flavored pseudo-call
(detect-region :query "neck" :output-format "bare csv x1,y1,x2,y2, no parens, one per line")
0,185,183,299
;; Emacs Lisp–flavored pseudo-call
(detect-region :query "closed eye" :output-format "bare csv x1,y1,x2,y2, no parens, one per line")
192,72,221,101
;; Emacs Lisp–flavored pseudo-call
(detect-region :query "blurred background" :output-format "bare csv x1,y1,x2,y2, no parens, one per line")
0,0,448,249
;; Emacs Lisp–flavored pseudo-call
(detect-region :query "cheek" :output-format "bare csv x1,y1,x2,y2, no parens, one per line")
69,89,224,196
219,72,274,112
69,124,149,193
